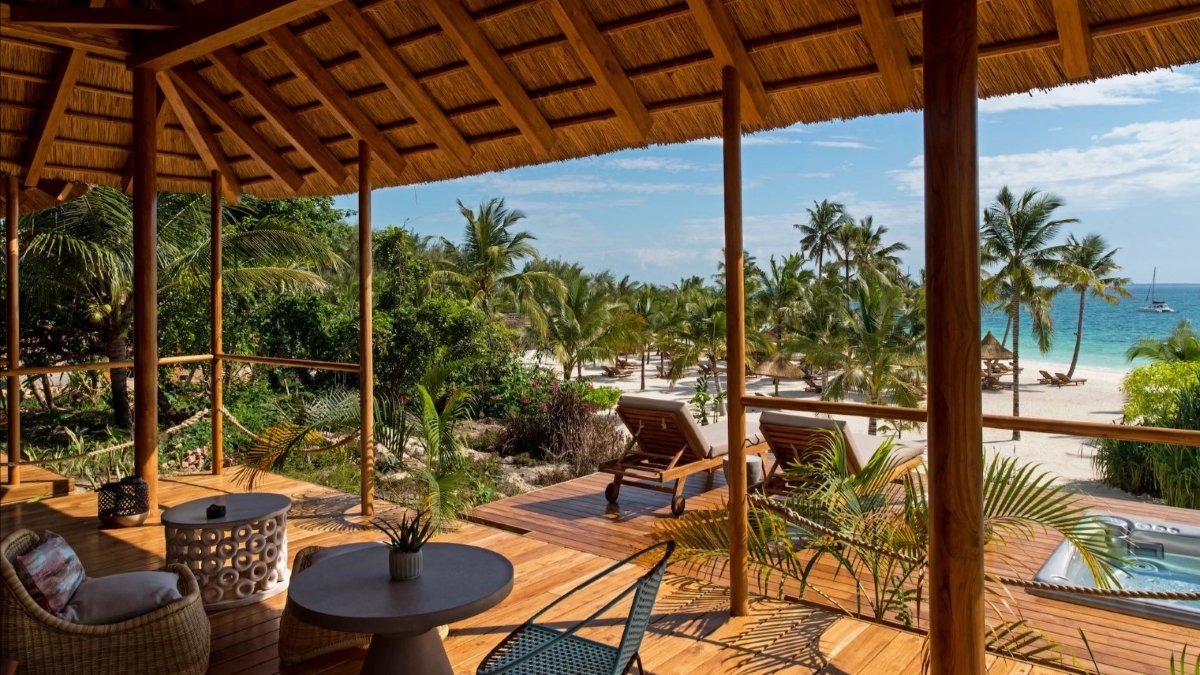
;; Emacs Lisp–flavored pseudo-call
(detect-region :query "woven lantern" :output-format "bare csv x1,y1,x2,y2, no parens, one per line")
97,476,150,528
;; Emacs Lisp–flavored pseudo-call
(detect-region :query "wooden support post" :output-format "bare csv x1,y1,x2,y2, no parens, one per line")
358,141,374,517
923,1,984,673
5,175,19,485
721,65,749,618
132,67,159,512
210,171,224,476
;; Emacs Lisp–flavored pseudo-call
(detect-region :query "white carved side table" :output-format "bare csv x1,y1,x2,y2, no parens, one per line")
161,493,291,610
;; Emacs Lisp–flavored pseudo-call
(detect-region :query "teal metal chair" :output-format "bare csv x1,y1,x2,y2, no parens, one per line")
476,541,676,675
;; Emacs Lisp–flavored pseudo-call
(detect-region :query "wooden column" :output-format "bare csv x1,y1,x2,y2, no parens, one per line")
923,1,984,673
721,65,749,617
210,171,224,475
5,175,19,485
358,141,374,516
132,67,159,510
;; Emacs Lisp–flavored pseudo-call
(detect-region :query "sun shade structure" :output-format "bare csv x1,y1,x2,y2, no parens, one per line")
750,354,807,379
0,0,1198,200
4,2,1200,674
980,331,1014,361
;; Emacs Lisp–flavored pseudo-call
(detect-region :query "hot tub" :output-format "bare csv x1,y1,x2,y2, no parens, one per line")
1030,514,1200,629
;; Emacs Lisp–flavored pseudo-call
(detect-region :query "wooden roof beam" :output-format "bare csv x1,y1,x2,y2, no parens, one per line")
157,72,243,204
546,0,651,144
21,49,86,187
854,0,917,107
325,2,472,166
0,5,132,58
208,47,350,187
6,7,183,30
166,66,304,193
419,0,555,156
261,26,409,179
130,0,344,70
684,0,770,126
1052,0,1094,80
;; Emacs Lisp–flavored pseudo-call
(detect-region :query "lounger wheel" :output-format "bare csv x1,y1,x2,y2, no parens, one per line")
604,482,620,503
670,496,686,517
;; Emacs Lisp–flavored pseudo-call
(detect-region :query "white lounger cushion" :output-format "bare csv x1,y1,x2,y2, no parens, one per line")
618,395,763,458
758,411,924,473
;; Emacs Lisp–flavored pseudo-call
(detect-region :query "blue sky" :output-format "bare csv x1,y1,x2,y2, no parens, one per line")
338,64,1200,285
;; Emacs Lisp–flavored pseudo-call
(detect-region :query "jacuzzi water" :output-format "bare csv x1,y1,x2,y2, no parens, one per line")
1030,514,1200,628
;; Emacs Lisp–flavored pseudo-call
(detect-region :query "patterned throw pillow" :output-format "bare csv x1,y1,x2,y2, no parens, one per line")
14,531,86,615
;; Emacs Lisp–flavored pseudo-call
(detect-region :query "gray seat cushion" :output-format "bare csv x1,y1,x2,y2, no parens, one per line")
759,411,923,473
618,396,762,458
57,570,182,625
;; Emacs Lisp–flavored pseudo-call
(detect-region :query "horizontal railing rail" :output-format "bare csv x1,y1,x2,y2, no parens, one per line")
743,395,1200,448
1,352,361,377
216,353,360,372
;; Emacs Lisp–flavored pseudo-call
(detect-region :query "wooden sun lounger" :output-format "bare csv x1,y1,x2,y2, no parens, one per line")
1054,372,1086,386
600,365,633,378
603,396,766,516
1038,370,1056,384
756,412,924,496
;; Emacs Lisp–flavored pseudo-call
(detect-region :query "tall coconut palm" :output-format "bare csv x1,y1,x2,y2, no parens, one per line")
1127,319,1200,363
543,271,641,379
751,254,813,350
982,187,1074,440
21,186,344,430
434,198,562,325
820,280,925,435
1056,234,1132,378
852,217,909,281
796,199,850,273
831,220,861,310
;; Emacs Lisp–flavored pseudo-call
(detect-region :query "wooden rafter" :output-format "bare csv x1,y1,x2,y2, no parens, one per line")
208,47,350,186
684,0,770,125
6,7,183,30
261,26,408,179
130,0,345,70
854,0,917,107
22,49,86,187
1052,0,1094,80
546,0,651,144
419,0,555,156
0,5,132,58
158,72,243,204
325,1,473,166
167,66,304,193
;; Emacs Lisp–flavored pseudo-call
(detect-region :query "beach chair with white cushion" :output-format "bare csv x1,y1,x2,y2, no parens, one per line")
604,396,766,516
756,412,924,495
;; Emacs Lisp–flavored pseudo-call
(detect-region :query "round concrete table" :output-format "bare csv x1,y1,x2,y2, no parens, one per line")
288,543,513,675
161,493,291,609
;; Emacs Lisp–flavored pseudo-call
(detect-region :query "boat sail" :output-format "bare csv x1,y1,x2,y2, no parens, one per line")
1138,268,1176,313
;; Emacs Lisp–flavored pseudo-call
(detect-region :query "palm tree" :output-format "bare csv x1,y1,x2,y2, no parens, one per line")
820,280,925,435
1056,234,1132,378
543,271,640,379
796,199,850,273
21,187,343,430
751,254,812,349
852,217,909,281
434,198,562,324
982,187,1074,440
1127,319,1200,363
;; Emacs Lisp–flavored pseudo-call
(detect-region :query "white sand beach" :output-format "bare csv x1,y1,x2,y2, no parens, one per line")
532,355,1140,500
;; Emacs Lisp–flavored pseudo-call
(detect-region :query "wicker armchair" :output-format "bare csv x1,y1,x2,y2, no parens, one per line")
279,545,373,665
0,529,210,675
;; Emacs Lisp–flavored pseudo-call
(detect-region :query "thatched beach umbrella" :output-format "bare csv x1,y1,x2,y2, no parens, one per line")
980,332,1014,361
752,354,807,396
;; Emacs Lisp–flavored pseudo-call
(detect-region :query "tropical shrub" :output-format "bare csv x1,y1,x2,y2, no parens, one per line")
581,385,622,410
494,388,624,476
1121,361,1200,424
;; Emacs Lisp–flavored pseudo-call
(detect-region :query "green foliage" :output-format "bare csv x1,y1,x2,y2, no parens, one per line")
372,511,434,552
1127,319,1200,364
494,388,624,476
1120,361,1200,424
581,386,622,410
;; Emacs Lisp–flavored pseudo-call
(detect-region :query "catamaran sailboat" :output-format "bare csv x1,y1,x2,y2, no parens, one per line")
1138,268,1176,313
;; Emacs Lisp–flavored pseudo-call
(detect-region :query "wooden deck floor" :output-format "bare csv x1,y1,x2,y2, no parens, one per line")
0,470,1067,675
472,470,1200,675
0,453,73,504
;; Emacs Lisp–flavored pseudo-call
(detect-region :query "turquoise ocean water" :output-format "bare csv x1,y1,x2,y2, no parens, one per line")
980,284,1200,371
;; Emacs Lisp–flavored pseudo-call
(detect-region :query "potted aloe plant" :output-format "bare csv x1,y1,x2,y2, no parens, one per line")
372,510,433,581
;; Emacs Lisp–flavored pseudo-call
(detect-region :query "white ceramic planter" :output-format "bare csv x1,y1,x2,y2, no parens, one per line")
389,549,422,581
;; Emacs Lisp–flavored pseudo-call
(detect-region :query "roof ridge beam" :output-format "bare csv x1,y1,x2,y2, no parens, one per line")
547,0,651,144
854,0,917,107
324,2,473,166
0,5,133,58
130,0,344,70
683,0,770,126
261,26,409,180
7,7,183,30
158,72,243,203
208,47,350,187
1052,0,1094,80
418,0,555,157
167,65,304,193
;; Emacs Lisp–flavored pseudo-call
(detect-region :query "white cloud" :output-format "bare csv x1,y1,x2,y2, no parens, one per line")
810,140,874,149
692,131,804,147
979,69,1200,113
893,118,1200,210
466,173,722,197
604,156,716,172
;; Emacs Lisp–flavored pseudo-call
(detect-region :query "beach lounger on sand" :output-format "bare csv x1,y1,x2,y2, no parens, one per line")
601,365,632,378
756,412,924,496
603,396,766,516
1054,372,1086,386
1038,370,1056,384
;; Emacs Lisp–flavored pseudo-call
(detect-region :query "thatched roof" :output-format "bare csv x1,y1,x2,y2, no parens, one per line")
981,331,1014,361
2,0,1200,200
751,353,807,379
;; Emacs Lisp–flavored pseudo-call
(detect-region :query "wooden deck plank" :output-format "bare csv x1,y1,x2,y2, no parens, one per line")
0,452,74,503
